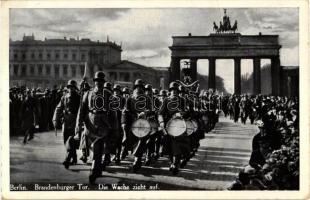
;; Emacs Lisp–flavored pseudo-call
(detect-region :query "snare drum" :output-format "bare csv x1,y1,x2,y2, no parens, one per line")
131,118,151,138
166,118,186,137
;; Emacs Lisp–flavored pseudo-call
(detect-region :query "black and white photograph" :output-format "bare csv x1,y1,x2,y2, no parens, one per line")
1,1,309,199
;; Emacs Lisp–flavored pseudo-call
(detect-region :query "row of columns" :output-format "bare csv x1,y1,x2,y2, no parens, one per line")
170,56,281,96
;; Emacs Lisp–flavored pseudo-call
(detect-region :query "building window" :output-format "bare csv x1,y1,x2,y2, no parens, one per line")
120,72,130,82
13,64,19,75
22,53,26,60
109,72,117,80
21,65,27,76
63,65,68,76
71,65,76,77
31,53,35,59
14,53,18,59
81,54,86,61
47,53,51,60
54,65,60,77
38,64,43,75
38,53,43,60
64,53,68,59
72,53,76,60
30,65,35,75
55,53,59,60
46,64,51,75
80,65,84,76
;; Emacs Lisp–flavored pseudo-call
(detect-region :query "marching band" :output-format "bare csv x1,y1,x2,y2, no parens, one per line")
9,70,298,186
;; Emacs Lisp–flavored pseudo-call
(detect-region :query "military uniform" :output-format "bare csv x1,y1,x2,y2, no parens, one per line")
109,84,125,164
121,79,153,172
75,71,112,184
158,82,191,175
53,80,80,168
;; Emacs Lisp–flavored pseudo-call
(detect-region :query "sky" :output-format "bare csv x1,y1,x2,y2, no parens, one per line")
10,8,299,93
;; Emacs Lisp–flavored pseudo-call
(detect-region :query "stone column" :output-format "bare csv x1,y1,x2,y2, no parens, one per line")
190,58,198,81
271,56,280,96
59,64,64,80
234,58,241,95
170,57,180,82
253,58,261,94
208,58,216,90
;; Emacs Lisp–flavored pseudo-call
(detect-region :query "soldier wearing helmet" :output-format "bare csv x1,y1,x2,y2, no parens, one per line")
74,71,113,184
104,81,113,92
143,84,159,165
121,79,153,172
158,82,191,175
109,84,125,164
53,79,80,169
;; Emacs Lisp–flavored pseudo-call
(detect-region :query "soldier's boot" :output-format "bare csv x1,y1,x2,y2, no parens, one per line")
71,150,77,165
120,147,128,160
144,155,152,166
101,154,110,171
80,149,88,164
169,156,180,175
144,149,153,166
132,157,142,173
89,160,102,184
180,155,190,168
114,153,121,165
62,152,71,169
28,131,34,141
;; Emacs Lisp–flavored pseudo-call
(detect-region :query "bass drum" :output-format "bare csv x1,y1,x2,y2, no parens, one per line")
149,119,159,135
166,118,187,137
131,118,151,138
185,120,195,136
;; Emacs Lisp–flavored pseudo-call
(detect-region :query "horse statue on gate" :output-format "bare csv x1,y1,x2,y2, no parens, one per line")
212,9,238,34
231,20,238,33
213,22,219,33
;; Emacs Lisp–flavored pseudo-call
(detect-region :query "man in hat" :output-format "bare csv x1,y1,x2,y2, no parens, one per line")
249,120,281,169
121,79,151,172
75,71,112,184
19,88,39,144
109,84,125,164
120,86,131,160
144,84,158,165
53,79,80,169
158,82,191,175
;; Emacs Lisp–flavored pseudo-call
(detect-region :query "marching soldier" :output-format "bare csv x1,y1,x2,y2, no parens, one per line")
52,80,80,169
120,87,131,160
78,81,91,164
75,71,112,184
158,82,191,175
144,84,158,165
110,84,125,164
121,79,152,172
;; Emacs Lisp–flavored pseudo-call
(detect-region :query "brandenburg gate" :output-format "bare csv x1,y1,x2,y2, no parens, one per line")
169,10,282,95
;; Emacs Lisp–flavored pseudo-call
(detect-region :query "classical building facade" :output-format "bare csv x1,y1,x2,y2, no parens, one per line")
9,34,169,89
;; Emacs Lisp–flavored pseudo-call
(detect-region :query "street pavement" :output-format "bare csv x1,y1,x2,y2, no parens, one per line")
10,116,258,190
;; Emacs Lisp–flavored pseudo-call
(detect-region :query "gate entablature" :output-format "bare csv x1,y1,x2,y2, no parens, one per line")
168,10,282,96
